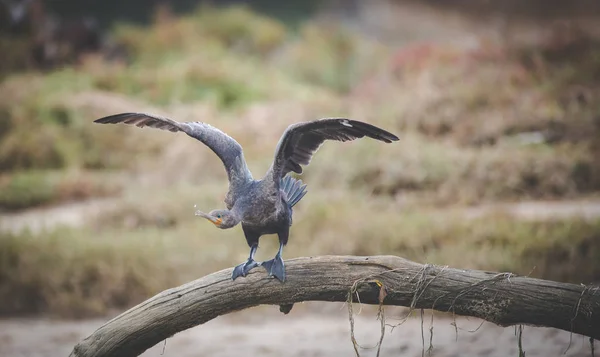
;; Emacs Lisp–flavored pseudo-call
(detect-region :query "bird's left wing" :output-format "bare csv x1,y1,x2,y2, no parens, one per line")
94,113,253,187
268,118,399,183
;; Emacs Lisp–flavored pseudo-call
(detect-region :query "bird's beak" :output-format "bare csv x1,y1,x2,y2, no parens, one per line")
195,210,222,226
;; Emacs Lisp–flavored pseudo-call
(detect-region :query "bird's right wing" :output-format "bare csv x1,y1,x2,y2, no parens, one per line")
94,113,253,187
268,118,399,183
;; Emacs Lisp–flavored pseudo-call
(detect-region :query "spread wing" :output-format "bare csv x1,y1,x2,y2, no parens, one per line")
94,113,253,188
268,118,399,183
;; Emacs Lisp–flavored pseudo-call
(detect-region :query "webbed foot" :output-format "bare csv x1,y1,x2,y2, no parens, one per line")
262,255,286,282
232,259,260,280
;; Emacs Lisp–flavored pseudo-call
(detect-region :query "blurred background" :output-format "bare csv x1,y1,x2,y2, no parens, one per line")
1,0,600,356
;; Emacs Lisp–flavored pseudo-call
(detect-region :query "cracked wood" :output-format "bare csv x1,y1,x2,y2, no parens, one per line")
70,255,600,357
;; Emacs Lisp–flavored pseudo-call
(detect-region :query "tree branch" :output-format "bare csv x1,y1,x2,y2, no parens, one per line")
70,255,600,357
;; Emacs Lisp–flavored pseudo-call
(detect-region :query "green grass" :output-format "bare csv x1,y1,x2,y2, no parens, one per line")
0,171,56,210
0,170,121,211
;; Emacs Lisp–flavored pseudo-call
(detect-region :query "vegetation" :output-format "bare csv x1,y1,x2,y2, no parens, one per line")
0,170,120,210
2,201,599,317
0,228,173,317
0,5,599,317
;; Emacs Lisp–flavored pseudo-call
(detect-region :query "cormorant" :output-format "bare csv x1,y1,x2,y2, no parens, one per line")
94,113,399,282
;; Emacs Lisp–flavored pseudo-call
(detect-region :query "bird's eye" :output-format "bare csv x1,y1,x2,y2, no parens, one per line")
217,214,221,218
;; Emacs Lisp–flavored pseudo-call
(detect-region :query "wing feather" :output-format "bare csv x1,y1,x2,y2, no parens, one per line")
269,118,399,182
94,113,253,189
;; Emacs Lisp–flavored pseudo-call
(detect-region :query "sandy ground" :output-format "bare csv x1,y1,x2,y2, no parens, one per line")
0,304,594,357
0,198,119,234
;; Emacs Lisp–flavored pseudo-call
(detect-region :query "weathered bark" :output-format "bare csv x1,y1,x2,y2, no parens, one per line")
70,255,600,357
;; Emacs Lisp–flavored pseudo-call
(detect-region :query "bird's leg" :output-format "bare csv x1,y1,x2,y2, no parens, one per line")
262,242,286,282
231,243,260,281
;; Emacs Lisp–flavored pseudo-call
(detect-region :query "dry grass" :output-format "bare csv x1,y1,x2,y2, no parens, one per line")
1,185,599,317
2,7,597,208
343,134,595,205
0,74,154,172
0,228,174,317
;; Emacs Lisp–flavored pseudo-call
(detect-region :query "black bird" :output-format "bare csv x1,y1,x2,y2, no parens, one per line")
94,113,399,282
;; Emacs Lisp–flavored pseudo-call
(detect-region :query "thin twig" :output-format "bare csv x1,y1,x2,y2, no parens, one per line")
347,291,361,357
517,325,526,357
427,312,434,356
160,339,167,355
375,301,386,357
421,309,425,357
565,285,589,354
452,310,458,342
347,278,389,356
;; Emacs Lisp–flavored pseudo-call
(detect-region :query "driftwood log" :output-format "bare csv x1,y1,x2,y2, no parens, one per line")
70,255,600,357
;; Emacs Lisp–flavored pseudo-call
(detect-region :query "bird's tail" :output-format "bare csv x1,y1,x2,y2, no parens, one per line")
281,175,307,208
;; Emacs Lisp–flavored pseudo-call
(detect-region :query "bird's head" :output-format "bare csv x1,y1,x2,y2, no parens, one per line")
195,208,238,229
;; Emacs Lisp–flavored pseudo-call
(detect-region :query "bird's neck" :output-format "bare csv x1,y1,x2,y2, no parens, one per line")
228,207,243,224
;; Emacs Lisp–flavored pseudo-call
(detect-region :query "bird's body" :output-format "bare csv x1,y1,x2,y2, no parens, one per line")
94,113,399,282
234,179,291,233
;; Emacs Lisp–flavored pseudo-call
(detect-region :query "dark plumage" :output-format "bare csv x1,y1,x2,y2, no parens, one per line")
94,113,399,282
